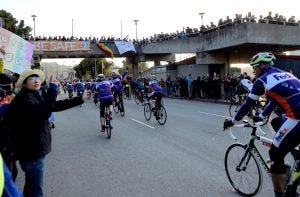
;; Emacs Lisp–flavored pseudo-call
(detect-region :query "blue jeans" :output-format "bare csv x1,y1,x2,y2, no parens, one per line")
19,156,45,197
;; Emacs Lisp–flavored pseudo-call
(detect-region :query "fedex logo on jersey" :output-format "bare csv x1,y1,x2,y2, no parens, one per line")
273,73,293,81
275,127,289,142
266,72,296,89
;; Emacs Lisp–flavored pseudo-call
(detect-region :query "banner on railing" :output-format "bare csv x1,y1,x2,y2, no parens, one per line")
32,41,90,52
115,41,136,54
0,27,33,74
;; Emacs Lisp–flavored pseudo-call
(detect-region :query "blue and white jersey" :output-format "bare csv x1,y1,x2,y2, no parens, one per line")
91,81,97,91
67,83,73,91
96,80,113,102
111,77,123,93
236,66,300,120
149,80,162,93
75,81,84,92
85,82,92,90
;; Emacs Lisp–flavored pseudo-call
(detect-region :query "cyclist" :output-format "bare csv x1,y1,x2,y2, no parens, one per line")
232,74,253,103
96,74,113,132
66,81,74,99
111,70,128,112
147,75,163,118
85,80,92,99
74,79,85,97
134,78,146,102
91,79,98,105
224,52,300,197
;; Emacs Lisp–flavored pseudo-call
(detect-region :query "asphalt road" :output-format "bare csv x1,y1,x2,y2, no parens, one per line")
16,95,276,197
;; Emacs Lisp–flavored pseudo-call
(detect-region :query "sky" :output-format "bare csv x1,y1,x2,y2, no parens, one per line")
2,0,300,66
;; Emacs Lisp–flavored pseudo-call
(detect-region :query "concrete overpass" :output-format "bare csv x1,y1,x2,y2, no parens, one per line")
32,22,300,78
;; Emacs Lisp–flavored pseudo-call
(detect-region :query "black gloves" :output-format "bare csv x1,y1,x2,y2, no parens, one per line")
224,119,234,130
253,115,264,123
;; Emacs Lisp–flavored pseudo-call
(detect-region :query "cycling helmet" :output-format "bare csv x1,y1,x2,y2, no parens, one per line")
151,75,157,81
250,52,276,67
97,74,105,82
111,72,117,78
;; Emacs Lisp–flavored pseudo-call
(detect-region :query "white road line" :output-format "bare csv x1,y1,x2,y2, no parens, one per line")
131,118,155,129
198,111,230,119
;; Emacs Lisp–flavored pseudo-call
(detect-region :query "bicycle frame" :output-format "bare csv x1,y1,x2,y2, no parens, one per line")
228,121,300,194
231,123,272,175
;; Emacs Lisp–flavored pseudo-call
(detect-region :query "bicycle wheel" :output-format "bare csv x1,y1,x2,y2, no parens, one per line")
229,102,241,118
144,103,152,121
134,94,140,105
156,106,167,125
113,101,119,114
224,143,262,196
119,100,125,117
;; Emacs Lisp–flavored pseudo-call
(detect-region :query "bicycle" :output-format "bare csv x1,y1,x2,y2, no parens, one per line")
113,93,125,117
103,107,112,139
134,89,146,106
224,120,300,196
144,98,167,125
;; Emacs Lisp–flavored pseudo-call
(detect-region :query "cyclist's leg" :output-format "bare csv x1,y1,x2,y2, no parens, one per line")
99,101,106,132
269,117,300,195
118,92,124,112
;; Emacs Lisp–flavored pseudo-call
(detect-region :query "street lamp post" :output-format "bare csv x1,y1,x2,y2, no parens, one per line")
133,19,139,40
199,12,205,26
120,20,123,39
31,15,37,39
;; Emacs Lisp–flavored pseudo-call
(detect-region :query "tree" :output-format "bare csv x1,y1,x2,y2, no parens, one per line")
0,10,32,38
74,58,113,79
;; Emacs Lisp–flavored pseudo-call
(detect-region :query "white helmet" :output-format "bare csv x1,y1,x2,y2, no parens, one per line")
97,74,105,82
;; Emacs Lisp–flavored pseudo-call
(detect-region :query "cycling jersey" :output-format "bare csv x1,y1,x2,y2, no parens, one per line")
240,79,253,92
96,80,113,102
75,81,84,93
85,82,92,90
148,80,162,97
234,66,300,121
111,77,123,93
67,83,73,91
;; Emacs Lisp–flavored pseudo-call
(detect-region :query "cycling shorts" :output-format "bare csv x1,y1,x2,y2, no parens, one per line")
269,116,300,174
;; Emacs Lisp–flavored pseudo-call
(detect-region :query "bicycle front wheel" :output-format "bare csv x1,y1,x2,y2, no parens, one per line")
144,103,152,121
119,100,125,117
224,143,262,196
156,106,167,125
229,102,241,118
134,94,140,105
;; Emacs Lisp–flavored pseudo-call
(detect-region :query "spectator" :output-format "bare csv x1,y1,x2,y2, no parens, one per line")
5,69,86,197
233,14,242,25
258,15,267,23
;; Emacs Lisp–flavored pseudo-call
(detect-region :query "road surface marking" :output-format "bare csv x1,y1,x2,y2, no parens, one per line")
131,118,155,129
198,111,230,119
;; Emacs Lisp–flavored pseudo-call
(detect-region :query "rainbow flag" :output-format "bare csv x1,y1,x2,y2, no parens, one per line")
97,43,113,58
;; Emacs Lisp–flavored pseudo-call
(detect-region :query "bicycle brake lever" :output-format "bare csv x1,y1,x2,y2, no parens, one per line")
228,129,237,141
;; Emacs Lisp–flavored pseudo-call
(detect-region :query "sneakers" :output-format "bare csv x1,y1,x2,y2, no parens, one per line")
101,125,105,132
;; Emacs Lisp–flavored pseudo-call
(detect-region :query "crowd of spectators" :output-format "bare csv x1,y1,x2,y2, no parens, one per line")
152,72,252,102
25,11,300,46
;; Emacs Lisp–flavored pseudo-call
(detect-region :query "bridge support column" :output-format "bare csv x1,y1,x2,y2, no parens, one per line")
154,60,160,66
128,56,139,79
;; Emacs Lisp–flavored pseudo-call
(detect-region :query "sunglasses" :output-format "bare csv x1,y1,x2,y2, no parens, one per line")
28,76,41,82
